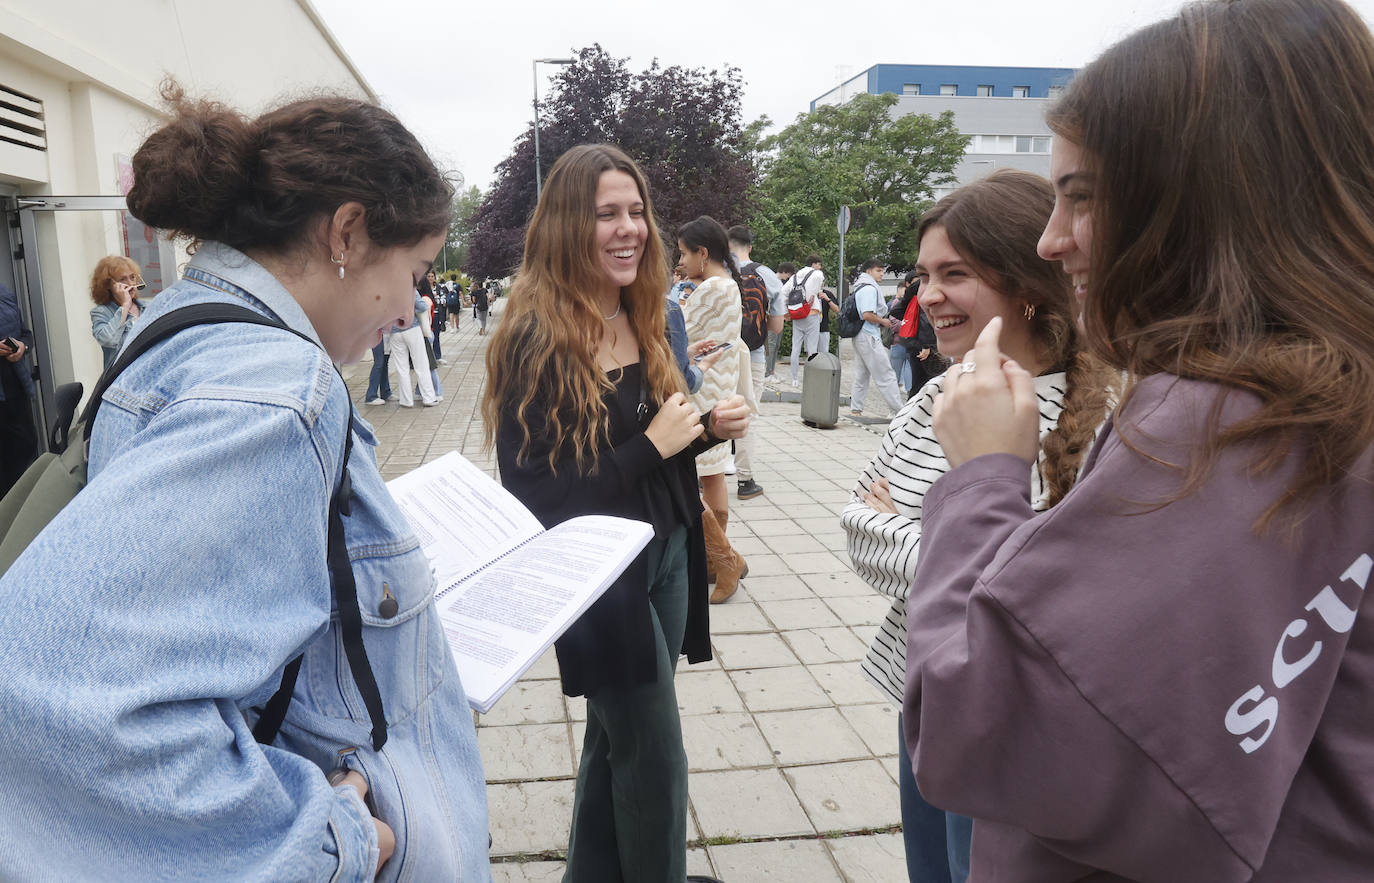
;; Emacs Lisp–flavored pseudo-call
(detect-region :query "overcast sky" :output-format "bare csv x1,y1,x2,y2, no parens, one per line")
310,0,1374,193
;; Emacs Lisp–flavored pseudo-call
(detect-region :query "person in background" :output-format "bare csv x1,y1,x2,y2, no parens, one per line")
679,215,758,603
89,256,149,371
843,171,1114,882
482,143,745,883
889,269,940,396
849,259,905,417
392,287,439,408
416,278,443,401
0,282,37,496
765,262,794,383
786,255,825,387
472,282,490,335
904,1,1374,878
363,331,393,405
424,269,447,364
725,225,777,501
0,82,489,881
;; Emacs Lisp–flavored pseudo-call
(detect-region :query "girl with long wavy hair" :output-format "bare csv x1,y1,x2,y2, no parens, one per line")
482,144,745,883
901,0,1374,878
841,169,1114,883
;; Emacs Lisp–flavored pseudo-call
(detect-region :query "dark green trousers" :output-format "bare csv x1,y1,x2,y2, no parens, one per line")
563,527,691,883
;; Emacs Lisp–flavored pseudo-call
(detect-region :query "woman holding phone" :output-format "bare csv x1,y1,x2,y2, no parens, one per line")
483,144,745,883
903,1,1374,877
89,256,149,370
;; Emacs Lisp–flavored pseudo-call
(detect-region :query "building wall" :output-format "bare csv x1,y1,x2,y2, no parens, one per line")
889,95,1055,197
0,0,373,404
812,63,1075,110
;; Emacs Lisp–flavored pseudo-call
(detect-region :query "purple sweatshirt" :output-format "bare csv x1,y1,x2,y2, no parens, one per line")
903,374,1374,881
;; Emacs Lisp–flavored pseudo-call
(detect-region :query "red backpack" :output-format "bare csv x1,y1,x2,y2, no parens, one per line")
738,262,769,351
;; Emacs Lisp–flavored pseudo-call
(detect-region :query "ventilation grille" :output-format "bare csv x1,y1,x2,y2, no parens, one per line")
0,84,45,152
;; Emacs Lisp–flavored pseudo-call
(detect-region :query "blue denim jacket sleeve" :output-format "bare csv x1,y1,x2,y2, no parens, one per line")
0,379,380,880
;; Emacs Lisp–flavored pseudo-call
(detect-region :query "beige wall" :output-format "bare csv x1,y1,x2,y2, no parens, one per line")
0,0,373,403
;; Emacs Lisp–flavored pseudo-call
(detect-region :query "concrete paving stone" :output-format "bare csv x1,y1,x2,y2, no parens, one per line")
761,533,829,556
564,693,586,722
487,779,575,855
478,723,576,782
730,665,831,712
755,707,872,765
728,536,772,557
810,660,885,706
741,553,790,577
477,679,567,727
740,574,815,602
690,768,815,839
783,550,852,575
783,626,870,665
571,720,586,768
802,571,873,598
840,702,901,757
707,839,843,882
825,832,909,883
676,668,747,715
712,631,799,669
490,860,564,882
523,648,561,681
824,595,891,628
681,711,775,771
880,751,902,787
785,759,901,833
795,516,847,536
741,518,798,539
815,532,849,553
734,502,788,521
757,598,846,631
707,599,770,635
687,848,715,879
764,490,814,506
787,503,846,521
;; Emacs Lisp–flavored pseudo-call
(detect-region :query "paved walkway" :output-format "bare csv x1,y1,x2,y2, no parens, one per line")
343,301,911,882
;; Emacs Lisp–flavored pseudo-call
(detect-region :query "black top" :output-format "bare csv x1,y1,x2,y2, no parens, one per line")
495,346,718,697
473,289,489,311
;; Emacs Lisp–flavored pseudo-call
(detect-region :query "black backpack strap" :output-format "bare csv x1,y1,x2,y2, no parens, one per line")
89,303,385,750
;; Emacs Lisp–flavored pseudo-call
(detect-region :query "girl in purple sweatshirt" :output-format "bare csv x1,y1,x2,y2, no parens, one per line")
902,1,1374,880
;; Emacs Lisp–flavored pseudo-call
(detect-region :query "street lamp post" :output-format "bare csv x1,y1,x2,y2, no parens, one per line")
533,57,575,202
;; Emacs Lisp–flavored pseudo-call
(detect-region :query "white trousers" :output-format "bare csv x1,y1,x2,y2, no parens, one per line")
789,314,822,382
851,332,903,413
733,349,766,482
391,325,437,407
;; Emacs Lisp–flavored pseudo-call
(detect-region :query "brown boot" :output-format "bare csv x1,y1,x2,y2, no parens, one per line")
701,508,745,604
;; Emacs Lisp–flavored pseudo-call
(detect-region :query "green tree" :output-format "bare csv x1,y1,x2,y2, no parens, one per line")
435,185,483,276
748,93,968,283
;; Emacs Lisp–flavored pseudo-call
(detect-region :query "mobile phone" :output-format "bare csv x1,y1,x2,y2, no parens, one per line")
0,336,18,354
692,341,732,362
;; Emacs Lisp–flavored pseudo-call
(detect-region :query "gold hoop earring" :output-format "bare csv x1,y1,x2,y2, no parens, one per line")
1023,303,1036,321
330,253,345,280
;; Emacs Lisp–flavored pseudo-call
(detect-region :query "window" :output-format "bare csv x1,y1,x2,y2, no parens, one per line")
1048,85,1065,99
976,85,994,97
1033,136,1050,152
1012,85,1029,98
940,84,958,96
902,83,920,95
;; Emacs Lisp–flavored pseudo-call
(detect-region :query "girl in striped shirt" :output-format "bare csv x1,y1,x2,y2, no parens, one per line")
840,170,1114,883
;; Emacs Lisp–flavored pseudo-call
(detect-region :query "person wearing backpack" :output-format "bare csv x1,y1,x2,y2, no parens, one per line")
786,255,825,387
727,225,779,500
0,84,489,881
765,262,795,382
849,259,904,417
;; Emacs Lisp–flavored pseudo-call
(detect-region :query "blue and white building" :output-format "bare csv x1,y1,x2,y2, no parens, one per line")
812,64,1077,198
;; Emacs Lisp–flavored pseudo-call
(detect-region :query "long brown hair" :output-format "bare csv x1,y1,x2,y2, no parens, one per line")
481,144,681,472
918,169,1115,505
1047,0,1374,528
89,256,139,306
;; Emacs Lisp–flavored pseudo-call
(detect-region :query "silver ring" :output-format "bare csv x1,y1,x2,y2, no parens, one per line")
959,361,976,374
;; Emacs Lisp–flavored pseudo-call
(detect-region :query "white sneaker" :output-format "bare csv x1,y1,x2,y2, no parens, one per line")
723,455,737,476
437,358,449,366
365,397,385,405
422,398,440,407
763,373,780,385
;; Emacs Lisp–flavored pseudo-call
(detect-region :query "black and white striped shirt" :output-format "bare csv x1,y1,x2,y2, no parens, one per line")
841,371,1069,705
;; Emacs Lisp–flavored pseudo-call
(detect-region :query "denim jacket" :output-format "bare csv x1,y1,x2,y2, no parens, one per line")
90,297,149,370
0,242,490,881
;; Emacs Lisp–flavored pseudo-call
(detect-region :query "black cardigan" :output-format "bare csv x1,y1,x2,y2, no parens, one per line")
495,364,720,698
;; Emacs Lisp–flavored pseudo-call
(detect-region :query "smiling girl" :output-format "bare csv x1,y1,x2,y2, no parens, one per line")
482,144,745,883
841,169,1113,882
903,0,1374,878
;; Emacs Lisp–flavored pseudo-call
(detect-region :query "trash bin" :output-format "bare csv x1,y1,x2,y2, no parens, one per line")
800,351,841,428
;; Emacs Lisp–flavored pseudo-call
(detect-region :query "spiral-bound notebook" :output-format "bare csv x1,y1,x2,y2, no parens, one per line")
387,451,653,713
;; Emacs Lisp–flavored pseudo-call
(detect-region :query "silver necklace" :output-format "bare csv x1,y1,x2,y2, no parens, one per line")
602,301,622,321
